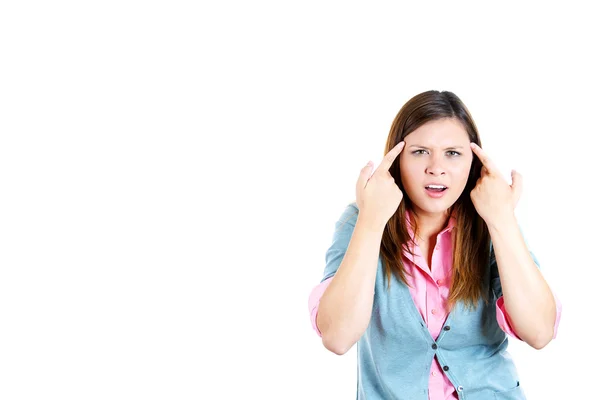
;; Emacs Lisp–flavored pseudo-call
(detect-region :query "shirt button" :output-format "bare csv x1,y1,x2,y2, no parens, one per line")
431,309,437,315
432,371,437,377
443,366,449,371
436,279,443,285
431,343,438,350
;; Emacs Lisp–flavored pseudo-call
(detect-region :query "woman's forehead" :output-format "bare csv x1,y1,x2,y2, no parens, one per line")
405,119,470,144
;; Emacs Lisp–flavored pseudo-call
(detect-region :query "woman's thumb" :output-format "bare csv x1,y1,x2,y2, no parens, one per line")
357,161,373,188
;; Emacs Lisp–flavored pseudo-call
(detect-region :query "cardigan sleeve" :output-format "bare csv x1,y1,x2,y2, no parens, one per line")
320,202,360,282
307,202,359,337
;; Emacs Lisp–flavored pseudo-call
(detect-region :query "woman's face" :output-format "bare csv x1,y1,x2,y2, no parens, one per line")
399,118,473,217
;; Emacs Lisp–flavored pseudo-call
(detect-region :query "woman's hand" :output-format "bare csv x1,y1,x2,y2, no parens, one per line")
469,142,522,226
356,141,405,228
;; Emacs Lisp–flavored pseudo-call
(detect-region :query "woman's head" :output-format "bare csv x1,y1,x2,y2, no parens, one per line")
378,90,490,311
400,118,473,217
386,90,483,219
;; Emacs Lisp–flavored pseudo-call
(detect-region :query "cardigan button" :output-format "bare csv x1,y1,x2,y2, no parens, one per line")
443,366,449,371
457,386,463,392
444,326,451,331
431,343,438,350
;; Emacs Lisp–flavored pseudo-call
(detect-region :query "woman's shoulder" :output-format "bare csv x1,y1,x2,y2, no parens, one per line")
335,201,360,228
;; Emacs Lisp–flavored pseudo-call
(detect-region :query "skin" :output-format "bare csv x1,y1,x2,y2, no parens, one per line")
396,118,556,349
318,122,556,354
399,118,473,239
469,142,556,349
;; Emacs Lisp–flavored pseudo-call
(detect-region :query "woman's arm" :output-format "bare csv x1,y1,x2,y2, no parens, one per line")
488,215,556,349
496,290,562,342
316,215,385,355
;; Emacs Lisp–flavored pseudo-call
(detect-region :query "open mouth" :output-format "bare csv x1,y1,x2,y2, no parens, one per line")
425,185,448,193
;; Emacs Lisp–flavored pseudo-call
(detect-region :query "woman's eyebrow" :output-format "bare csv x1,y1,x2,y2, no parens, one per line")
408,145,465,150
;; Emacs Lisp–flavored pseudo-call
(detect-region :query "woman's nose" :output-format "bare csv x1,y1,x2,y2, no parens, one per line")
425,158,445,176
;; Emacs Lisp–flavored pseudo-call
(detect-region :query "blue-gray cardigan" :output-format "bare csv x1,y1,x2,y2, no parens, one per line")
321,203,536,399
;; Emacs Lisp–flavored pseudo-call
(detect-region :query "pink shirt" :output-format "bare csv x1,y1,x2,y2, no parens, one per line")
308,214,562,400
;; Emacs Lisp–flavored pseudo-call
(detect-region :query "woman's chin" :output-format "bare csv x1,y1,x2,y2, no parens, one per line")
412,197,455,215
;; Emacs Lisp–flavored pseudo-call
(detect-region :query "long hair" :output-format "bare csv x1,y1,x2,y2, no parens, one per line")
377,90,490,311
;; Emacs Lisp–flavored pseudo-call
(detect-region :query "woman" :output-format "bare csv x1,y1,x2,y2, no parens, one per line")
308,90,562,399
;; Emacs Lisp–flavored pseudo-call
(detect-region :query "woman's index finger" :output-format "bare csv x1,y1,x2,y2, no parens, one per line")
470,142,499,174
375,141,405,174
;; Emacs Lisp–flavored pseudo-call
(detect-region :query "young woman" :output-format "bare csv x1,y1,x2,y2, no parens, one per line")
308,90,562,400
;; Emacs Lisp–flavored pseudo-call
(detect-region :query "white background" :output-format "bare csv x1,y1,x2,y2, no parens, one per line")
0,1,596,399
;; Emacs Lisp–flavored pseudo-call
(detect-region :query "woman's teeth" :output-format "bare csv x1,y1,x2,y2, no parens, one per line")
426,185,447,191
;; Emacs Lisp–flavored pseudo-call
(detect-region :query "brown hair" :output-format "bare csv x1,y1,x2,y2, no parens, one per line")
356,90,490,312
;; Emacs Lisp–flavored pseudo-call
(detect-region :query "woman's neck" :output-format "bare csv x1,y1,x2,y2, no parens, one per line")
411,209,450,240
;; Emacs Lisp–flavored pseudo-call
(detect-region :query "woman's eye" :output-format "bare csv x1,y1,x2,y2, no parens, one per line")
412,149,460,156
